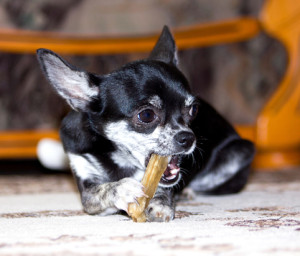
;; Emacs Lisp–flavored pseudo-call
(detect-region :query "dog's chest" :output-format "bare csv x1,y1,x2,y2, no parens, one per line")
110,149,145,181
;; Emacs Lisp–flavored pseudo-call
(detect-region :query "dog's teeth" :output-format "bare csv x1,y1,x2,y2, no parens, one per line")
170,168,180,175
166,174,177,180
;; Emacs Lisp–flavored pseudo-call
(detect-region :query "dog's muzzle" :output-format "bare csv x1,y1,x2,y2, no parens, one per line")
159,131,195,186
144,131,195,187
174,131,196,152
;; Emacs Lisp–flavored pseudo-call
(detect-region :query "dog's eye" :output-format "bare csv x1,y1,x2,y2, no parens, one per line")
189,104,198,118
138,109,156,123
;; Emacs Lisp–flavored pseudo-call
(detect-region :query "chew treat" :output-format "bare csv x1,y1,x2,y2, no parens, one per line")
128,154,170,222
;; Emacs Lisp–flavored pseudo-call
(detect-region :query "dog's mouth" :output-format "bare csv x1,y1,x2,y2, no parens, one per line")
145,155,181,186
160,156,181,186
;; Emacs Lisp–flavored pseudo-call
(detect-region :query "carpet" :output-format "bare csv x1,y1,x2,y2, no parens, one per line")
0,169,300,256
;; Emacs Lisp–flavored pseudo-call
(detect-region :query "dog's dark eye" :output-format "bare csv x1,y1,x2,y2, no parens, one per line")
138,109,156,123
189,104,198,118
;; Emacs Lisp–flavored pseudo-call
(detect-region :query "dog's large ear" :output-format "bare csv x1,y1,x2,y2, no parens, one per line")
37,49,99,112
149,26,178,66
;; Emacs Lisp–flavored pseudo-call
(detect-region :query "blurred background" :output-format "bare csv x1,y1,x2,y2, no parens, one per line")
0,0,286,132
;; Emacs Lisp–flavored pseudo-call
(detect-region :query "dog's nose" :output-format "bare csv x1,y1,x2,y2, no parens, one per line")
174,131,195,150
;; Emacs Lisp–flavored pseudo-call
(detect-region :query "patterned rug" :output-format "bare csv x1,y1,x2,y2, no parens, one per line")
0,169,300,256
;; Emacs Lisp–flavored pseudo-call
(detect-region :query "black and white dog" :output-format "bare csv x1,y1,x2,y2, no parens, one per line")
37,26,255,222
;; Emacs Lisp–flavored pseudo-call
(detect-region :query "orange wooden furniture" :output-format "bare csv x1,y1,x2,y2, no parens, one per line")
0,131,59,159
0,18,259,55
251,0,300,168
0,0,299,169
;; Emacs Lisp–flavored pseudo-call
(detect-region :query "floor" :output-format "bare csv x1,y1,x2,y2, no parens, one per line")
0,165,300,256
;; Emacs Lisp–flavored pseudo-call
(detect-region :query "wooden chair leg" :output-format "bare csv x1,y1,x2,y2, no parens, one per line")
253,0,300,169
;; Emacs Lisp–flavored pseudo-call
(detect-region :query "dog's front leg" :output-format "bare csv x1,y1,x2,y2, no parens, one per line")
79,177,145,215
68,153,146,215
145,187,175,222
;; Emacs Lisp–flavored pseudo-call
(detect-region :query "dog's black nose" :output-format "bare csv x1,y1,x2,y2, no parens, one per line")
174,131,195,150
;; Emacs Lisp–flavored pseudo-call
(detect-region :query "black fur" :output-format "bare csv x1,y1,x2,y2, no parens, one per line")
37,26,255,222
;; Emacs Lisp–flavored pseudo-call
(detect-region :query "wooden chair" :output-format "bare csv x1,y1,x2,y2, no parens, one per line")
0,0,299,169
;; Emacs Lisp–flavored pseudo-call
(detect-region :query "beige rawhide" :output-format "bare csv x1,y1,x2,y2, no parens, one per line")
128,154,169,222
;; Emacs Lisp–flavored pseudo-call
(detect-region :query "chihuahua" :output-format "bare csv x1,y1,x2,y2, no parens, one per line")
37,26,255,222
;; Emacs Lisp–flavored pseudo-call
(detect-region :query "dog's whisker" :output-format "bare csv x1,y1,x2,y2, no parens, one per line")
179,168,190,176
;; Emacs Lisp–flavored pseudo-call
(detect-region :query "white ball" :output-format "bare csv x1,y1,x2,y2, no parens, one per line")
37,138,69,170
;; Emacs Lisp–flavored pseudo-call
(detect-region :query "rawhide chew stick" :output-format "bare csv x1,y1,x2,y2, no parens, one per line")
128,154,170,222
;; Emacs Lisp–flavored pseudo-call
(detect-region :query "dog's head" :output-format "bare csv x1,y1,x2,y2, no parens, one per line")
37,26,198,187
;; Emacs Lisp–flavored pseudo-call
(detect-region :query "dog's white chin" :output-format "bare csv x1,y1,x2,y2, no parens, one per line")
159,173,182,188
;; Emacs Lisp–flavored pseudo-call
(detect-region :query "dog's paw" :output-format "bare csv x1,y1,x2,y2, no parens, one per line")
113,178,145,212
145,199,175,222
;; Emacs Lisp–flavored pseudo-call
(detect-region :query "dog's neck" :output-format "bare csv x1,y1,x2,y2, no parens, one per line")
110,145,145,172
